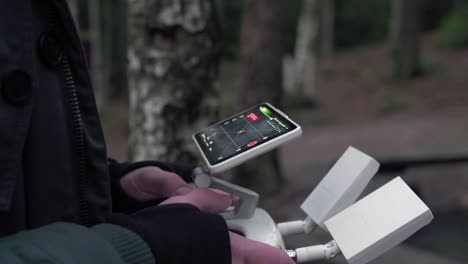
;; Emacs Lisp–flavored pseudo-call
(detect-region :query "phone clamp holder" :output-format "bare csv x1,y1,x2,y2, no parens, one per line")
192,166,259,220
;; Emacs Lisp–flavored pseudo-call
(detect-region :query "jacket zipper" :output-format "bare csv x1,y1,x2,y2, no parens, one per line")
46,3,89,226
62,57,89,226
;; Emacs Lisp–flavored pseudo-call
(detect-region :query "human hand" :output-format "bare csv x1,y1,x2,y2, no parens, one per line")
162,188,295,264
120,166,196,201
121,166,293,263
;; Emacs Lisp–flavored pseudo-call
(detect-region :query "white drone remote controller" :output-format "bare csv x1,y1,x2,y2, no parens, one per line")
192,147,433,264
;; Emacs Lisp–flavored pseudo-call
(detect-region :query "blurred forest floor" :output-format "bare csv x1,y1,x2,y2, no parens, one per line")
264,33,468,217
101,33,468,263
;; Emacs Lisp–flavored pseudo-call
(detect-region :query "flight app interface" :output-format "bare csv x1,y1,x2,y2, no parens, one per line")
195,104,297,165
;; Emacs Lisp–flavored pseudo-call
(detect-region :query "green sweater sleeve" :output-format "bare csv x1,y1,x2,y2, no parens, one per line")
0,223,154,264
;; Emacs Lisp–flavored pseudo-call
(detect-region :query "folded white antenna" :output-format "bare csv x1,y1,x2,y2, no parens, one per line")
222,147,434,264
278,146,380,235
323,177,434,264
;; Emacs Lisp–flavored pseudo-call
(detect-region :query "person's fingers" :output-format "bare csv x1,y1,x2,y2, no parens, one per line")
120,166,195,201
160,188,235,214
229,232,295,264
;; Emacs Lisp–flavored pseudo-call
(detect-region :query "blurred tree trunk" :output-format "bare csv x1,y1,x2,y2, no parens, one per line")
390,0,424,79
87,0,128,107
320,0,334,70
109,0,128,100
128,0,221,163
101,0,114,104
235,0,289,195
88,0,107,109
292,0,320,102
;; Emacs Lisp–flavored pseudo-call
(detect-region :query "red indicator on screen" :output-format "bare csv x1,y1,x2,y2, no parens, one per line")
247,141,257,147
247,113,260,123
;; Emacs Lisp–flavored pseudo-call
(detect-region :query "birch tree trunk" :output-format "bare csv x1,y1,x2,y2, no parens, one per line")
128,0,221,163
390,0,424,79
293,0,321,101
235,0,289,195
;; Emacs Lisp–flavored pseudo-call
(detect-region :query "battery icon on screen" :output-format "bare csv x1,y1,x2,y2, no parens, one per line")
259,106,273,119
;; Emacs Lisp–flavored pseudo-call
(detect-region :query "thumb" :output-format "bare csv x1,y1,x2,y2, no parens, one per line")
230,232,295,264
159,188,235,214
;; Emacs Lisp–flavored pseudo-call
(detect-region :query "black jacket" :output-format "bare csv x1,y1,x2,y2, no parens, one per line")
0,1,230,263
0,0,112,235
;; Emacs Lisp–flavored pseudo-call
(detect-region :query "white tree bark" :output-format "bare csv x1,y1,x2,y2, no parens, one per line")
293,0,320,100
128,0,221,163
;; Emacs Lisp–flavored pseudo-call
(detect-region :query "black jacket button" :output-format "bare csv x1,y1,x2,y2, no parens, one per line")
38,31,64,68
1,70,32,106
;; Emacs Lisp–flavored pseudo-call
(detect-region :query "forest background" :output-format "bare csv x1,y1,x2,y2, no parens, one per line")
68,0,468,263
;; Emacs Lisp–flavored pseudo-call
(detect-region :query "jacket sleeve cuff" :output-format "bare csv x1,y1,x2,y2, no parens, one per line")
107,204,231,264
0,223,152,264
108,158,196,213
92,224,154,264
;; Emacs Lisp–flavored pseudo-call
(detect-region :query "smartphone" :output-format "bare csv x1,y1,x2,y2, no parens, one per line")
193,102,302,174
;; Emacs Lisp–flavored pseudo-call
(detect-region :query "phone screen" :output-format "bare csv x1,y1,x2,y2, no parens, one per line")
194,103,298,165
